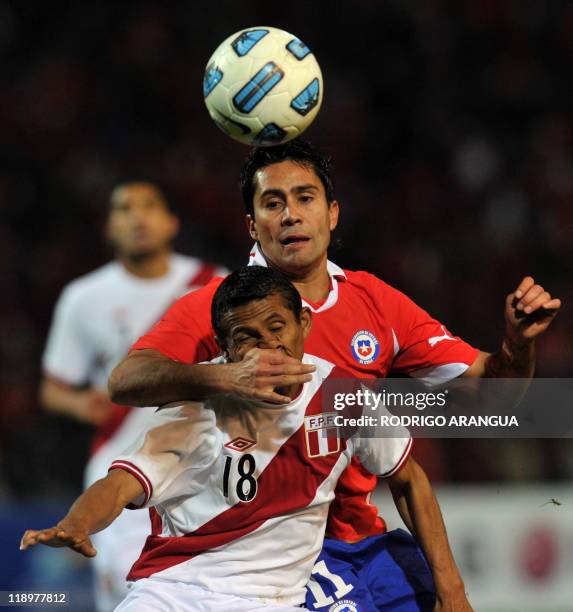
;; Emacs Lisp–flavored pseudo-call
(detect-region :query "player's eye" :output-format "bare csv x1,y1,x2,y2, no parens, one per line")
270,323,284,332
264,200,281,210
299,195,313,204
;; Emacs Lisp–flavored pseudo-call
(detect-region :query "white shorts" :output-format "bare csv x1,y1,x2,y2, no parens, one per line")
114,578,306,611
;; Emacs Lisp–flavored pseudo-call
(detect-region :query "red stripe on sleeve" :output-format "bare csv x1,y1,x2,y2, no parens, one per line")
109,460,153,508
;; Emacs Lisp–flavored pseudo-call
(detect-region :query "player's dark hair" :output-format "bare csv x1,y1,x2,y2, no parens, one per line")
239,138,335,217
211,266,302,339
109,180,177,214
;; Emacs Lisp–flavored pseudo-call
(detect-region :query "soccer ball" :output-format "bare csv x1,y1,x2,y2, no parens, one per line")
203,27,323,146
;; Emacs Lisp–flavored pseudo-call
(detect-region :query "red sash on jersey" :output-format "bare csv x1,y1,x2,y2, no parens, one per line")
127,383,347,580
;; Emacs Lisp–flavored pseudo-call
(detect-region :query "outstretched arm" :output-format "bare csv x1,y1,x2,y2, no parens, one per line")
387,457,472,612
464,276,561,379
20,469,143,558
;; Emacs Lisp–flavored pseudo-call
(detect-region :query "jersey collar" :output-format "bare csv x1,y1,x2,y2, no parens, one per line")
247,243,346,313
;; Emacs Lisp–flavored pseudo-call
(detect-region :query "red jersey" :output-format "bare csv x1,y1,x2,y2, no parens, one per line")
132,245,478,541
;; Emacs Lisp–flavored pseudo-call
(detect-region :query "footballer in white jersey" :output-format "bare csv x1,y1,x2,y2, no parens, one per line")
40,181,226,611
110,354,409,609
24,266,468,612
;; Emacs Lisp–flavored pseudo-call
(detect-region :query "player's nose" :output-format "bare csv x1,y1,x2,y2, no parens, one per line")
127,210,147,228
129,202,151,221
281,202,302,225
258,337,283,350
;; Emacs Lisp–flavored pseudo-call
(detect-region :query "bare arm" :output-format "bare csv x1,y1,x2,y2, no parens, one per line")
108,348,315,407
40,376,113,425
109,349,224,406
464,344,534,379
388,457,471,611
20,469,143,558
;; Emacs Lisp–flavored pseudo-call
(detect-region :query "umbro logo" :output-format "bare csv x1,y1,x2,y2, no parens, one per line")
224,437,257,452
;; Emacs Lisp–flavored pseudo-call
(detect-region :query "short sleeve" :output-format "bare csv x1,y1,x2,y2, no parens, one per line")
109,403,220,508
375,280,479,387
351,435,412,478
131,278,222,364
42,285,93,386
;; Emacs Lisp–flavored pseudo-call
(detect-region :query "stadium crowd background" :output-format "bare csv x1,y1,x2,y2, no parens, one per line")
1,0,571,546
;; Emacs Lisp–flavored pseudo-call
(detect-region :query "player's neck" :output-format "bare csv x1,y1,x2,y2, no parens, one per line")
291,261,331,304
119,250,171,279
259,247,331,302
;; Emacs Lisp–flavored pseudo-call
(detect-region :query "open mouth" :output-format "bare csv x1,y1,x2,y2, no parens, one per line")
280,235,310,246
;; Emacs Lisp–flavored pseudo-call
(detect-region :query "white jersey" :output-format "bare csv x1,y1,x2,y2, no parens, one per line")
43,254,224,390
111,354,411,607
41,253,227,478
42,253,226,612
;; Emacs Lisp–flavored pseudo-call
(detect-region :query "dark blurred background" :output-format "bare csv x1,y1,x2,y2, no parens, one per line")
1,0,572,605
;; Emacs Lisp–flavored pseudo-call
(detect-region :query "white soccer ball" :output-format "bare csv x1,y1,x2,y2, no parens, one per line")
203,26,323,146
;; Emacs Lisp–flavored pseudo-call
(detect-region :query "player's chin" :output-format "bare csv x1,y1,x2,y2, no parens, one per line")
125,244,162,260
279,245,315,267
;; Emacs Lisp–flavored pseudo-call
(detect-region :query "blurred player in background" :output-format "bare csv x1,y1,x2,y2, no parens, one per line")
24,266,468,611
40,181,227,611
109,141,560,610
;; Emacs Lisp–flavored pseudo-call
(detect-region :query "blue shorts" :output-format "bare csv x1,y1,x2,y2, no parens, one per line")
305,529,435,611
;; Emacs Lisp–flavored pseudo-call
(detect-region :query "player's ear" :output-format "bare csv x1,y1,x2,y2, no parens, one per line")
328,200,339,232
168,214,180,240
300,307,312,340
246,214,258,241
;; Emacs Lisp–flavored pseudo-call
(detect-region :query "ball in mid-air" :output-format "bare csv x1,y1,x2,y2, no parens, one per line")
203,27,323,146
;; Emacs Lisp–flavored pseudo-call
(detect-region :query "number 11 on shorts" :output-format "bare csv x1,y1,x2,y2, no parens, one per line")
306,560,354,608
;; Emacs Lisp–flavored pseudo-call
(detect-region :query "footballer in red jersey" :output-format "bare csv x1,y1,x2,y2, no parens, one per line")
110,140,560,610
